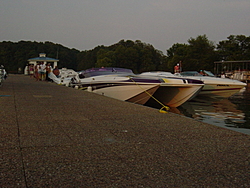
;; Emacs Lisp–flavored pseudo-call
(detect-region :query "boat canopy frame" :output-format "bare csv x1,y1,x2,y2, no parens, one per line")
214,60,250,75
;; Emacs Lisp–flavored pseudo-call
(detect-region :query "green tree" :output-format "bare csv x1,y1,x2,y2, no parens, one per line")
166,43,189,72
138,47,155,72
217,35,250,61
0,41,80,73
96,49,114,67
96,57,113,67
166,35,217,72
186,35,216,70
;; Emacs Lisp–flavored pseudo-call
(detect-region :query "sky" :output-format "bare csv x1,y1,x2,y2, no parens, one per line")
1,0,250,54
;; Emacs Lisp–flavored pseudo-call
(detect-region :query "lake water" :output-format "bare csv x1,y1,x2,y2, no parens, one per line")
168,84,250,135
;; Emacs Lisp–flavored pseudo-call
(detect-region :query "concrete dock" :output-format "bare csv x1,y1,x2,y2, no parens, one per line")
1,74,250,187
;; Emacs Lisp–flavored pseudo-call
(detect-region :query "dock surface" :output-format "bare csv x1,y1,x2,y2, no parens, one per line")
1,75,250,187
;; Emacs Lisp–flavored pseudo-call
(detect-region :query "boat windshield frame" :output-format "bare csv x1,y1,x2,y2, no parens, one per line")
203,70,215,77
79,67,134,78
180,71,215,77
180,71,203,76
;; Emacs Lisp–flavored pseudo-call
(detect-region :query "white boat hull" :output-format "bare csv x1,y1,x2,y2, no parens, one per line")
139,72,204,107
89,83,159,105
191,77,246,97
78,75,161,105
146,83,203,107
200,83,246,97
176,72,247,98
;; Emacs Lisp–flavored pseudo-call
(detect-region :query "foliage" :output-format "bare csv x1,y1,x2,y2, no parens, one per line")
166,43,189,71
77,40,167,73
0,34,249,74
0,41,79,73
167,35,218,72
216,35,250,61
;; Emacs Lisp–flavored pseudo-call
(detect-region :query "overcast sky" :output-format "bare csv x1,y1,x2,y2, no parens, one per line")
1,0,250,54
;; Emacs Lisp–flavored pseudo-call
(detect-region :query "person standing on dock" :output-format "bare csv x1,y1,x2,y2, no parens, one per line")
34,62,40,81
38,62,46,81
174,63,180,73
45,63,52,81
53,66,60,78
29,64,34,78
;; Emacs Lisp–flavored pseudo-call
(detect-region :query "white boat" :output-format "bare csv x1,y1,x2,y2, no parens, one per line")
175,71,247,97
72,67,162,105
59,68,79,86
48,68,78,86
139,71,204,107
0,65,7,86
0,71,3,86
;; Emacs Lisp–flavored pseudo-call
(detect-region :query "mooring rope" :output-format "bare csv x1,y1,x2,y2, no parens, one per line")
128,76,170,113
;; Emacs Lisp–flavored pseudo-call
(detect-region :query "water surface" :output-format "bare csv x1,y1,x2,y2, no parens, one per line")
170,85,250,135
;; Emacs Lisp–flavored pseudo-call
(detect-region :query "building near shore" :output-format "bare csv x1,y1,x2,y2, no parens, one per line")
25,53,59,75
214,60,250,82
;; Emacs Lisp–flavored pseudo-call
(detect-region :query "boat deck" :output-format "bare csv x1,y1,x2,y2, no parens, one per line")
1,74,250,187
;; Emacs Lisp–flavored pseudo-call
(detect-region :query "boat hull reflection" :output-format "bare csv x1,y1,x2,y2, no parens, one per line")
169,95,248,130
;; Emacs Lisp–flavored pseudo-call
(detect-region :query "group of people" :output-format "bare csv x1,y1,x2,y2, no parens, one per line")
28,62,60,81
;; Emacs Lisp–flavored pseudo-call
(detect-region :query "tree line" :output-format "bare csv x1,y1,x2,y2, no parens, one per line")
0,34,249,74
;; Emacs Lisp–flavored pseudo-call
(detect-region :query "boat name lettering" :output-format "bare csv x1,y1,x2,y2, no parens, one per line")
217,84,229,87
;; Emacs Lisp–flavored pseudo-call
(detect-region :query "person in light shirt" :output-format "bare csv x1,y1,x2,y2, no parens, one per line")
38,62,46,81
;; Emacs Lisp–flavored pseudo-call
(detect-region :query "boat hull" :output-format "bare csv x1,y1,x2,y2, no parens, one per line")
176,72,247,98
199,83,246,97
85,83,159,105
146,83,203,108
82,82,160,105
139,72,204,107
191,77,247,97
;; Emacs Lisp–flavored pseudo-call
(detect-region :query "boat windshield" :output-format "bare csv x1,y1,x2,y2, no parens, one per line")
203,70,215,77
79,67,134,78
180,71,215,77
180,71,202,76
141,71,175,77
